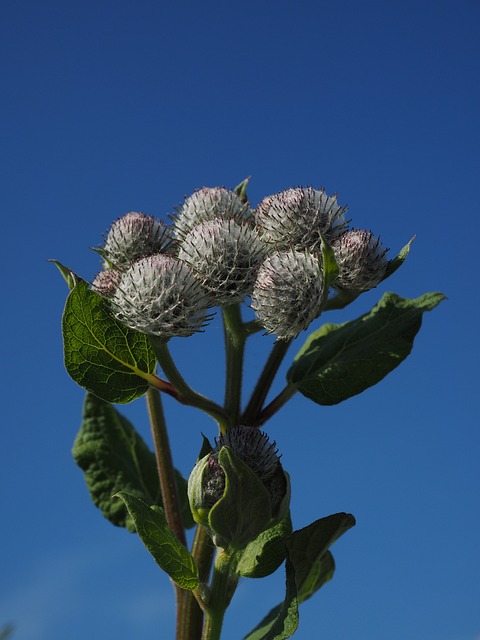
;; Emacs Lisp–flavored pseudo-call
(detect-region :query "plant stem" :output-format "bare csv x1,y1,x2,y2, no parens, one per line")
191,524,215,585
257,383,297,425
150,337,229,431
242,338,293,425
222,304,247,429
146,387,186,544
146,388,204,640
202,549,236,640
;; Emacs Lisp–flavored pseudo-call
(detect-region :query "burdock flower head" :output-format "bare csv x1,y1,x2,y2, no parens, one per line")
91,267,123,298
251,250,325,339
101,212,172,270
172,187,250,237
177,218,266,305
108,254,211,339
255,187,347,250
188,426,290,550
332,229,388,292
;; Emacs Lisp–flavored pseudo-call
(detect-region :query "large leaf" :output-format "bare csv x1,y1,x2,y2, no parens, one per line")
243,513,355,640
236,514,292,579
115,492,199,590
288,291,445,405
73,393,193,531
62,278,157,403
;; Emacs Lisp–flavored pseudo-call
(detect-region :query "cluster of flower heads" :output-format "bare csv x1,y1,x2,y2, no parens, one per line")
93,185,389,340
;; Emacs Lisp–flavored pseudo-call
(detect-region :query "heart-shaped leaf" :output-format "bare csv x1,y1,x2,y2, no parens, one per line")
73,393,193,531
62,278,157,403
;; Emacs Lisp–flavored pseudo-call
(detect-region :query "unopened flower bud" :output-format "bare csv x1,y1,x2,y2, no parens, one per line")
109,254,211,339
102,212,172,269
177,219,266,305
251,250,324,339
188,426,290,550
91,268,123,297
255,187,347,250
172,187,250,237
332,229,388,292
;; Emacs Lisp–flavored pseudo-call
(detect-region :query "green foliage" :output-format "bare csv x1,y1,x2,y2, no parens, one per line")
243,513,355,640
115,492,199,590
236,513,293,579
189,448,274,551
382,237,414,281
0,625,14,640
73,393,193,531
288,291,445,405
62,278,156,403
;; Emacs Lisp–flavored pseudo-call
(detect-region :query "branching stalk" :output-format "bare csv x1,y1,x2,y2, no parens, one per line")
150,337,229,430
257,383,297,425
242,338,293,425
222,303,247,429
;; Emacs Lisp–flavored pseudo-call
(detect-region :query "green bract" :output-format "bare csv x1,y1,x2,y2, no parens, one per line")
188,447,291,551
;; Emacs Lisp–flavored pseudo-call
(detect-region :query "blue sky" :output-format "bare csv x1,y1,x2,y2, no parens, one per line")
1,1,479,639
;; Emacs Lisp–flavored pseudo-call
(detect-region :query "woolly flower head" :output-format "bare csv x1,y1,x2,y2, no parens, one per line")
255,187,347,250
109,254,211,339
102,212,172,270
91,268,122,298
332,229,388,292
251,250,324,339
172,187,250,237
177,219,266,305
215,426,281,483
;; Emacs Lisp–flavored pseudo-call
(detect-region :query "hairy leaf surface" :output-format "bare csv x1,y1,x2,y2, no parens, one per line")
63,279,156,403
288,291,445,405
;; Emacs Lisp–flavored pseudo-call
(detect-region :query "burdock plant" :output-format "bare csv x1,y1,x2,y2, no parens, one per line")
53,178,444,640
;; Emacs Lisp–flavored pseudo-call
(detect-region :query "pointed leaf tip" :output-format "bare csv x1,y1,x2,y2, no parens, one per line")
114,492,199,590
383,236,415,281
288,291,445,406
50,259,77,290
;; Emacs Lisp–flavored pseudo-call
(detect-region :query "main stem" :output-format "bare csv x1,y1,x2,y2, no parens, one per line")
146,388,204,640
146,387,185,543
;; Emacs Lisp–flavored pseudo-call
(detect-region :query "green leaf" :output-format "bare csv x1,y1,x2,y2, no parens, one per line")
288,291,445,405
382,237,415,281
296,550,335,604
286,513,355,602
320,233,339,290
243,513,355,640
73,393,193,531
243,555,299,640
236,513,292,579
50,259,76,289
115,492,199,590
62,279,157,403
234,176,251,204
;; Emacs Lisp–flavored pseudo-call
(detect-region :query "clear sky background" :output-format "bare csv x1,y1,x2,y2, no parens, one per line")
1,1,479,639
